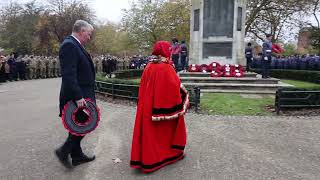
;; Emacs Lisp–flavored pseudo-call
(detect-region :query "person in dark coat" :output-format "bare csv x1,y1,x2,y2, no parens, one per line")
261,34,273,78
180,40,188,71
55,20,96,169
0,55,6,82
170,38,181,71
245,43,253,71
7,52,17,81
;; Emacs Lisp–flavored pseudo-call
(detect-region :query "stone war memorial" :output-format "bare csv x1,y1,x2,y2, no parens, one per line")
181,0,292,95
190,0,246,66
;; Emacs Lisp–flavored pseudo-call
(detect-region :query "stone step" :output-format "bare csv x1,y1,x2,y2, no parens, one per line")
179,72,257,78
182,82,287,92
200,89,276,95
180,77,279,84
183,82,289,88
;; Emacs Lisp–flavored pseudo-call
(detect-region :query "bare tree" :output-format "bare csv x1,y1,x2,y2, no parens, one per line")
46,0,95,42
311,0,320,28
246,0,314,42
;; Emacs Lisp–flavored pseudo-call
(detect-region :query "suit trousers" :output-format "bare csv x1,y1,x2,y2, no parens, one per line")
59,133,85,158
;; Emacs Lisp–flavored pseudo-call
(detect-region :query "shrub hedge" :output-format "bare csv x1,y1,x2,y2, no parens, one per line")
96,72,140,85
253,69,320,84
113,69,143,79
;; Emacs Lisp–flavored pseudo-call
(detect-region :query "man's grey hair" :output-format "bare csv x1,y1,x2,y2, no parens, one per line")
72,20,94,33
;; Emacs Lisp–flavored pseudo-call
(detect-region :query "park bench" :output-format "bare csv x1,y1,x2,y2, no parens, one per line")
275,89,320,114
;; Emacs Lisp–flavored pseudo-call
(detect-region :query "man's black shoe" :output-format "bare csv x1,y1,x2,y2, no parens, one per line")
72,154,95,166
55,149,72,169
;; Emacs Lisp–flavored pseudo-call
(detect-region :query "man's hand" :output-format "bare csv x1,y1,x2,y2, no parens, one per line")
76,98,87,107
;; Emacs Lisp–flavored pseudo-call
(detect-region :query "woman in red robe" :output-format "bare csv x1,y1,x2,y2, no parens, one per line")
130,41,189,173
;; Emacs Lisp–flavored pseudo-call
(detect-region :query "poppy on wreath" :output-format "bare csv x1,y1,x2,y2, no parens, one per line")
210,69,222,77
222,64,235,77
234,64,244,77
188,64,200,72
199,64,210,73
208,62,221,72
209,62,222,77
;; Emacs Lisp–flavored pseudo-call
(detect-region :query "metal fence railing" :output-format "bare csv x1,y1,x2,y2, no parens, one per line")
95,81,139,100
95,81,201,112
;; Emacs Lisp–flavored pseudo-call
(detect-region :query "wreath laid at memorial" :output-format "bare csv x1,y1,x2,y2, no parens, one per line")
188,62,245,78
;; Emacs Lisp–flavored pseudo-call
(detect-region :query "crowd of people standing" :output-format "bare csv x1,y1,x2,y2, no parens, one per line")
0,53,60,82
0,37,190,83
170,38,189,72
245,34,320,79
0,52,159,83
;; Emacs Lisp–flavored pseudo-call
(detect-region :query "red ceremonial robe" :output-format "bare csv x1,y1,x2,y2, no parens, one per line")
130,61,189,173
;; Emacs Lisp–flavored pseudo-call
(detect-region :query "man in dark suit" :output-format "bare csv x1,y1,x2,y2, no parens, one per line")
55,20,96,169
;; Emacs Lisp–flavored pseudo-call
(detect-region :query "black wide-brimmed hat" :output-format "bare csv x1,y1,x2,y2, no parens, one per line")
61,99,100,136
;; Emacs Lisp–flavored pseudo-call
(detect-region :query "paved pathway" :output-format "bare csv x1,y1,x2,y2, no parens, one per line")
1,79,320,180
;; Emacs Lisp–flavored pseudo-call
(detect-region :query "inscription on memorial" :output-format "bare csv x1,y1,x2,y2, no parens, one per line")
194,9,200,31
203,0,234,38
203,42,233,58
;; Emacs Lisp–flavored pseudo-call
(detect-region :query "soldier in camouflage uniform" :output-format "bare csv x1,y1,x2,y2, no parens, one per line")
95,56,101,73
93,56,101,73
52,57,57,78
49,57,54,78
25,55,31,80
36,57,41,79
93,57,98,73
55,56,61,77
44,57,50,78
48,57,53,78
29,56,36,79
124,56,130,70
40,57,46,78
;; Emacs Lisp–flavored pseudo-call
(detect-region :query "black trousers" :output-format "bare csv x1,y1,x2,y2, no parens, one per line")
172,54,180,71
246,57,252,71
262,57,271,78
59,133,85,158
18,70,26,80
9,72,18,81
180,55,187,70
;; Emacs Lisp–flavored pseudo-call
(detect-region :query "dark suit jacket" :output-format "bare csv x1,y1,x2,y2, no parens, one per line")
59,36,96,116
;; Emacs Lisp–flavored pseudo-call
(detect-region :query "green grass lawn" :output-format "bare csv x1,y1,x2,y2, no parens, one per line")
281,79,320,89
130,78,141,84
200,93,274,116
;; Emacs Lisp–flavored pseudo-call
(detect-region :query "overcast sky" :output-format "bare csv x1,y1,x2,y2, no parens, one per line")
88,0,131,22
1,0,318,23
0,0,318,27
0,0,131,22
